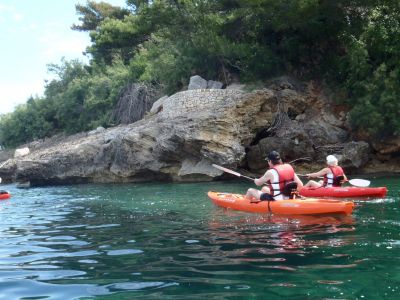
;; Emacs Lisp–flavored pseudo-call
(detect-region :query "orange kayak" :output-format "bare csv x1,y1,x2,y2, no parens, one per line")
207,191,354,215
299,186,387,198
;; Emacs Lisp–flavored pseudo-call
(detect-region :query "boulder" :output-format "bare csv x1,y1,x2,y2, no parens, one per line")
340,141,370,168
207,80,223,89
371,136,400,155
14,147,30,158
188,75,207,90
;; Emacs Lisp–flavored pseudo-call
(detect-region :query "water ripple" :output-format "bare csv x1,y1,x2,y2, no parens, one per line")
0,180,398,299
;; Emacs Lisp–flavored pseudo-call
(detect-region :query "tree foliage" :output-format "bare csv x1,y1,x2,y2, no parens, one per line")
72,1,130,31
1,0,399,148
340,4,400,136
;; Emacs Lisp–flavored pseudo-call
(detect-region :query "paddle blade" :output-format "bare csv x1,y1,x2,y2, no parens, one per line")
212,164,255,181
212,164,242,177
349,179,370,187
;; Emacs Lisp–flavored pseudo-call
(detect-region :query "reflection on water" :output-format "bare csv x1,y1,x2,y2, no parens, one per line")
0,179,398,299
208,213,355,252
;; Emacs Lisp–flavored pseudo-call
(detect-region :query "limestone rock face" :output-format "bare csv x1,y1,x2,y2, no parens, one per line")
371,136,400,156
0,77,394,187
244,78,370,173
5,88,265,185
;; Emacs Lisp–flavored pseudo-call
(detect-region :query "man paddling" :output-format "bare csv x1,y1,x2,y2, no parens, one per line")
245,151,303,202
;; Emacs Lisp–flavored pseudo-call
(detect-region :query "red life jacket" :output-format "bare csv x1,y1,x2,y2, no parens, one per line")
323,166,344,187
268,164,295,199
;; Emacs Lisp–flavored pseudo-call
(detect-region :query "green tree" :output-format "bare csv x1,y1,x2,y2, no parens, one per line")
0,97,53,147
72,1,130,31
340,4,400,136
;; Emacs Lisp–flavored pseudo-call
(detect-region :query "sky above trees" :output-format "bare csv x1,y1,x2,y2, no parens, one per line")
0,0,126,114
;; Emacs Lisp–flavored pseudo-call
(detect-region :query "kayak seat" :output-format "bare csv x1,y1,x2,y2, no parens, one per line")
333,175,345,186
283,181,298,199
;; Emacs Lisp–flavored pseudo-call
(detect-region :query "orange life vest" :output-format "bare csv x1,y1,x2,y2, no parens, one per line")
268,164,295,199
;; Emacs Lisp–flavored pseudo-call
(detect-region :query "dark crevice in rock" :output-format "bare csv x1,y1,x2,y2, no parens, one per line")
287,107,299,120
249,128,271,146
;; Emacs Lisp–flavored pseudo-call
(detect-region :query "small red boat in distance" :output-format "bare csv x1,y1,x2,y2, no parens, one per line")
0,191,11,200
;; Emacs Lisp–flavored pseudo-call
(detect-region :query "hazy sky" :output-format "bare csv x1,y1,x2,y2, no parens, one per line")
0,0,127,114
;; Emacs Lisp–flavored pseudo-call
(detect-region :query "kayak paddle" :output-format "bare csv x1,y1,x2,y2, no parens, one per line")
348,179,370,187
287,157,311,164
212,164,255,181
298,174,371,187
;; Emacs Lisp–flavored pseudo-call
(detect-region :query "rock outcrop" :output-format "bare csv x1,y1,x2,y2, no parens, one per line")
0,77,396,187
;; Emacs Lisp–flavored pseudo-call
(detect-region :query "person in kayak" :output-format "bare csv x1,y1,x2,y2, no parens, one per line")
304,154,347,188
245,151,303,202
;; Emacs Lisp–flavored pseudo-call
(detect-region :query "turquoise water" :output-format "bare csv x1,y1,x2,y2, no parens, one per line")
0,176,399,299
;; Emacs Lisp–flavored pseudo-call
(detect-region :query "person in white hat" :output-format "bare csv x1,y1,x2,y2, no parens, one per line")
304,155,347,188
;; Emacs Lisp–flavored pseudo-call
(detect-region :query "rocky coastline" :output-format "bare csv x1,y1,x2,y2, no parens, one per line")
0,76,399,187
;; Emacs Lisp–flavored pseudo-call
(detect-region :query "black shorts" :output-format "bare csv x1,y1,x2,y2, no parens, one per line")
260,193,274,201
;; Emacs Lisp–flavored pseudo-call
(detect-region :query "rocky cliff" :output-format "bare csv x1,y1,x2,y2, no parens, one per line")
0,77,398,186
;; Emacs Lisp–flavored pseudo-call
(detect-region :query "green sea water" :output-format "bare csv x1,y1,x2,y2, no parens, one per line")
0,175,399,299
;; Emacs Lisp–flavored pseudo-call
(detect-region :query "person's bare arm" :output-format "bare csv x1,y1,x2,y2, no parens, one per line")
306,167,330,178
294,173,303,189
254,170,271,186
